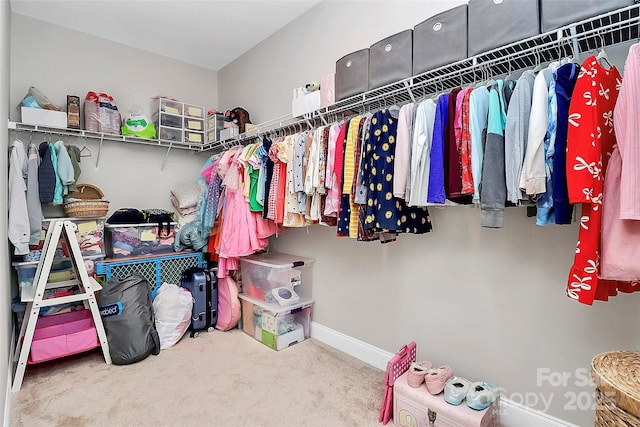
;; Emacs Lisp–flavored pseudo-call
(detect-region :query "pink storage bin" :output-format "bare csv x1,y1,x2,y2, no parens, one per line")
28,309,99,364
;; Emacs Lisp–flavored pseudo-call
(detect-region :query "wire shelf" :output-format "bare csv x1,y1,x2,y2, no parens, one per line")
207,4,640,153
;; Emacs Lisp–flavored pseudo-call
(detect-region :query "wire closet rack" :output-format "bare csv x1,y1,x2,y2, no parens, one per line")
207,4,640,154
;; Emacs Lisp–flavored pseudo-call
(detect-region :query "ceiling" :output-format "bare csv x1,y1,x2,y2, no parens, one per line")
9,0,321,71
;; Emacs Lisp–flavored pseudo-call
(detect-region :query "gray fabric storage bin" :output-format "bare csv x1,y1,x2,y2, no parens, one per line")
335,49,370,101
468,0,540,56
540,0,636,32
369,29,413,90
413,4,468,75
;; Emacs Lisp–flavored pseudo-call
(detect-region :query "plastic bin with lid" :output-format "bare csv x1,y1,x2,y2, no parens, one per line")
239,294,313,351
239,252,314,304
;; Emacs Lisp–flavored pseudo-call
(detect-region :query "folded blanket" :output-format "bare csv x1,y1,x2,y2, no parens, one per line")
170,182,202,210
170,195,198,217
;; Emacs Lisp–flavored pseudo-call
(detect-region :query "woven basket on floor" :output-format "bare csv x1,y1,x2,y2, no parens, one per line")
592,351,640,426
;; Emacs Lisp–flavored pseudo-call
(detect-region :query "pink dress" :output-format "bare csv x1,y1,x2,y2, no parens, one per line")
324,124,341,217
601,43,640,288
218,150,268,259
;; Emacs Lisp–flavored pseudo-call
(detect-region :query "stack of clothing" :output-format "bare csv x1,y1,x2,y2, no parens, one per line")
170,182,202,226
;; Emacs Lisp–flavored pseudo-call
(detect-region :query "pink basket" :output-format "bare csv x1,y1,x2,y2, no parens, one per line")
379,342,417,425
28,309,99,364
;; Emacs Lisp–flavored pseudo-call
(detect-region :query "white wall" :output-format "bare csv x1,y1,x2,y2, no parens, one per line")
1,0,12,423
5,11,219,415
218,1,640,425
219,0,466,123
9,13,217,213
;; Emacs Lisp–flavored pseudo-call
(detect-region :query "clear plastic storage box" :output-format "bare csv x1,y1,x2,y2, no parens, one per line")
104,222,176,258
240,295,313,351
239,252,314,304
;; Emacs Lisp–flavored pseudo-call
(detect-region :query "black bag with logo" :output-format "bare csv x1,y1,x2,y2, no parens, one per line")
98,273,160,365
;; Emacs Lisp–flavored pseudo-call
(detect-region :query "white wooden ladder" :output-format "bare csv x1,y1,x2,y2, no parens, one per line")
12,219,111,392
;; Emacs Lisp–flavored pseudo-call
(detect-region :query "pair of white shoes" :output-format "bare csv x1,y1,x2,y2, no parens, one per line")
443,377,498,410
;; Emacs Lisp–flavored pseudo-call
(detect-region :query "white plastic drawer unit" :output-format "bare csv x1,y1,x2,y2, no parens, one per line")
160,98,183,116
184,130,204,144
183,103,204,119
158,126,182,142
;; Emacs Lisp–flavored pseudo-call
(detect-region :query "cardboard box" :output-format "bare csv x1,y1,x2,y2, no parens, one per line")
67,95,80,129
21,107,67,128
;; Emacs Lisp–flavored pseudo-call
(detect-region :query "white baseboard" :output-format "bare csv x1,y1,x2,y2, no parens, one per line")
310,322,393,371
310,322,577,427
499,399,579,427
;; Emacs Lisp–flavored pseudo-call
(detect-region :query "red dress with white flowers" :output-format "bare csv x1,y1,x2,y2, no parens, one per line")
565,56,623,305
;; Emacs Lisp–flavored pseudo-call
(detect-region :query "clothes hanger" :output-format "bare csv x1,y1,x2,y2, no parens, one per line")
80,138,92,158
532,48,546,73
485,62,496,88
596,31,612,69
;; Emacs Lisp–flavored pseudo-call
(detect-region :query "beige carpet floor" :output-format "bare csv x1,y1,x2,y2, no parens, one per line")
10,329,385,427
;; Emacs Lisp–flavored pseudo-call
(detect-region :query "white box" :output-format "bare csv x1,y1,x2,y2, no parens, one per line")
292,90,321,117
21,107,67,128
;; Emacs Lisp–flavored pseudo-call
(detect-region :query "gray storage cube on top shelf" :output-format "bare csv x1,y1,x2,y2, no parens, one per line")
468,0,540,57
413,4,468,75
335,48,370,101
368,29,413,90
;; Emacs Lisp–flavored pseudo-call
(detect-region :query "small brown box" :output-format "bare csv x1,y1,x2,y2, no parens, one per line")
67,95,80,129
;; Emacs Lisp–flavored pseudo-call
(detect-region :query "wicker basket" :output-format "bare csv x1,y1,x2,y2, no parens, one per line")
592,351,640,426
68,183,104,200
63,199,110,218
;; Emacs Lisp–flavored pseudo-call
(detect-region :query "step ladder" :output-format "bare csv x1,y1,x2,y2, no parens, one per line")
12,219,111,392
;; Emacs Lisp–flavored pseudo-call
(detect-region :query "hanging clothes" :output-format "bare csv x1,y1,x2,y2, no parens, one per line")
393,103,415,200
9,141,31,255
536,62,561,226
459,89,474,196
601,43,640,284
324,123,342,217
38,142,56,204
261,137,274,219
505,70,535,204
54,140,75,198
469,86,490,203
565,55,622,305
66,144,81,193
363,108,433,235
337,116,361,237
444,88,463,201
427,93,448,204
26,143,43,245
521,66,555,196
49,142,63,205
408,99,437,207
552,63,580,225
480,80,509,228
